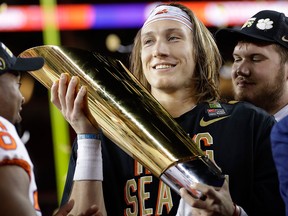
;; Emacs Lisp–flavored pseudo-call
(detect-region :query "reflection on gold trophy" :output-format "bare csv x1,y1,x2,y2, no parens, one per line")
20,45,225,198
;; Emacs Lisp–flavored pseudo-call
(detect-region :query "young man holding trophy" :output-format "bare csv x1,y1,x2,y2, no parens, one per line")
26,3,284,216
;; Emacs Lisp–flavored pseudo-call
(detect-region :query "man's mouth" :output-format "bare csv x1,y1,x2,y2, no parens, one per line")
154,64,175,69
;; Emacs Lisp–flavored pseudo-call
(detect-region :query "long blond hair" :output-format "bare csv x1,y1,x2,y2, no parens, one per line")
129,3,222,103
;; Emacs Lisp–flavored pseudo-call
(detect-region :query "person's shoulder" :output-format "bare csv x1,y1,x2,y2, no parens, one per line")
221,100,272,116
0,117,20,158
0,116,9,124
0,116,14,129
276,114,288,125
0,116,21,147
219,100,276,125
271,114,288,135
220,100,256,109
196,100,272,118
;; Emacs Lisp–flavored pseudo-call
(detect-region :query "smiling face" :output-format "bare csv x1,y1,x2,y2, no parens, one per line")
232,42,288,112
140,20,195,95
0,72,24,124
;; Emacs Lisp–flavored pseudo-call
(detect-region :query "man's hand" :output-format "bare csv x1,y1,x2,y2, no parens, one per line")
51,73,99,134
177,178,235,216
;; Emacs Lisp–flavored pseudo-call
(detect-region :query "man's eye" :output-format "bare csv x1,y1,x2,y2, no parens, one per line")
252,57,261,62
168,36,179,41
233,57,241,62
143,39,153,45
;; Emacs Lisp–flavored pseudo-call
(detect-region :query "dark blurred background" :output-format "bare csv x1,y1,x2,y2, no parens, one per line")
1,1,287,215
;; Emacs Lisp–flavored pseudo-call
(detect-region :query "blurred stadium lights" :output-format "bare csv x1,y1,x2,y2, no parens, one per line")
0,1,288,32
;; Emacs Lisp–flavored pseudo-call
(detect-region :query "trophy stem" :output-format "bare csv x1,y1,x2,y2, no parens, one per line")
161,155,224,198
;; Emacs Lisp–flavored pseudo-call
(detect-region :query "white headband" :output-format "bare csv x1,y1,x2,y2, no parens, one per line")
143,5,192,31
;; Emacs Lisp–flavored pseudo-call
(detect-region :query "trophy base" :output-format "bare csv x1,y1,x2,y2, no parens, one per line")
160,156,225,199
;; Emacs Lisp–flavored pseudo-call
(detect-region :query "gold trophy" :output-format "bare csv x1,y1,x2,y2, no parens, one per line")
20,45,225,198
